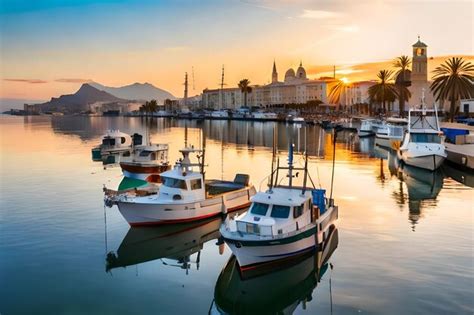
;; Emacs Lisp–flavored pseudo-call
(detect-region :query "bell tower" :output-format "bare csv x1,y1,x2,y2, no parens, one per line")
412,36,428,83
272,60,278,83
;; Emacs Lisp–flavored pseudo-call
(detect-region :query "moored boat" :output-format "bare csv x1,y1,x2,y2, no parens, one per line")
119,144,170,182
220,128,338,269
110,131,256,226
91,130,136,161
397,94,446,170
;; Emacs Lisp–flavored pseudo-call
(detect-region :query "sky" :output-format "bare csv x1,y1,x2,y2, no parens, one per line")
0,0,473,101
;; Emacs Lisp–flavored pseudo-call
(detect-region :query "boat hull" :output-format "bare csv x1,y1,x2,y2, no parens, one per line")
116,187,255,226
120,163,170,181
398,152,445,171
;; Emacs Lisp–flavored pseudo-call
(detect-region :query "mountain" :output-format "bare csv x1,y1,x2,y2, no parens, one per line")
36,83,127,113
89,82,175,102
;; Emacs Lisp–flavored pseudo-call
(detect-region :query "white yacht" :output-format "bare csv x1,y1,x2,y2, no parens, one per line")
110,137,256,226
119,144,170,182
220,134,338,269
358,119,379,137
397,95,446,170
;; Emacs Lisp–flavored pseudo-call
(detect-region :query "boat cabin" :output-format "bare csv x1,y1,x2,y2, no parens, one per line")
235,188,327,237
132,144,169,164
101,130,132,149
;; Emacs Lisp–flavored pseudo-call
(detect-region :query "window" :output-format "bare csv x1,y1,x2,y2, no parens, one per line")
271,205,290,218
139,150,152,157
102,138,115,146
121,137,126,144
294,204,304,218
190,179,202,190
250,203,269,216
162,177,187,189
411,133,441,144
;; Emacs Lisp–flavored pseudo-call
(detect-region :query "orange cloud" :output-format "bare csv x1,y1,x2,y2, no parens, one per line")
3,78,47,84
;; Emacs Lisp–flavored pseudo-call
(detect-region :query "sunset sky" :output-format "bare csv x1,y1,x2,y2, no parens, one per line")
1,0,473,101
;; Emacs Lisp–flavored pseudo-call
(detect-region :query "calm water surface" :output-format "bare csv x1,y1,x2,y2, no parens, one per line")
1,116,473,314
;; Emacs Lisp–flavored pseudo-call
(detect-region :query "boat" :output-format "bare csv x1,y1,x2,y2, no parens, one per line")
375,124,405,150
220,128,338,269
210,110,229,119
91,130,135,161
210,227,338,314
397,94,446,171
109,130,256,226
252,111,278,121
119,144,170,182
358,119,379,137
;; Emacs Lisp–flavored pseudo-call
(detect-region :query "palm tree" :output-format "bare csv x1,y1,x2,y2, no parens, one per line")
430,57,474,122
148,99,158,114
393,55,411,117
238,79,252,107
329,80,351,109
368,70,398,114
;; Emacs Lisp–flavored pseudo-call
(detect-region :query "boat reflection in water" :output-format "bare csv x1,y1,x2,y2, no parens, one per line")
106,211,245,273
392,155,444,230
210,227,338,315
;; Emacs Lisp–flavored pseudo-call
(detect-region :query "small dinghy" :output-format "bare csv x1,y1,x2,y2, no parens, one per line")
220,127,339,269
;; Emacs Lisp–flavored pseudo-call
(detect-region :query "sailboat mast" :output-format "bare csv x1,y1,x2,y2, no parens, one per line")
184,72,188,108
269,125,276,191
288,140,294,188
220,65,225,109
302,127,308,194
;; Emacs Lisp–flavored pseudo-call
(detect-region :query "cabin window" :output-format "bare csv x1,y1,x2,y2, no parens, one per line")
121,137,126,144
150,152,156,160
162,177,187,189
250,203,269,216
122,151,130,157
190,179,202,190
102,138,115,146
294,204,304,218
139,150,151,157
271,205,290,219
411,133,441,144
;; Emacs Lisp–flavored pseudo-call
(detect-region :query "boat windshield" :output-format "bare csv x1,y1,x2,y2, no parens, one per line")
161,177,187,189
271,205,290,219
102,138,116,146
250,203,269,216
411,133,441,144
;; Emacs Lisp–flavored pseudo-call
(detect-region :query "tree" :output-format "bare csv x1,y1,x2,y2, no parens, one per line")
368,70,397,114
430,57,474,122
148,99,158,114
329,80,351,109
393,55,412,117
238,79,252,107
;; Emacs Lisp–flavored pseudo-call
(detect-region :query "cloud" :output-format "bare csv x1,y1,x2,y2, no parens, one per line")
299,9,341,19
55,78,92,83
3,78,47,84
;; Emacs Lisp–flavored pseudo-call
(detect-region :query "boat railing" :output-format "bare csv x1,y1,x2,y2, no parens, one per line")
228,218,315,239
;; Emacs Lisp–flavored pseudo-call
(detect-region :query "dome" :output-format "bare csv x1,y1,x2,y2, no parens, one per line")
296,66,306,79
284,68,295,82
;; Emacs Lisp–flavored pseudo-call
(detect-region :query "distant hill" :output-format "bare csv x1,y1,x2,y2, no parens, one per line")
36,83,127,113
89,82,175,103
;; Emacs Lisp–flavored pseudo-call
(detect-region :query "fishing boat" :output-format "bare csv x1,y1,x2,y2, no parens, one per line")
210,227,338,314
220,128,338,269
109,130,256,226
119,144,170,182
91,130,136,161
397,93,446,170
358,119,379,137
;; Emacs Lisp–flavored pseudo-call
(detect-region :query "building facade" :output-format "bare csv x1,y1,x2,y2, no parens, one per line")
201,61,334,110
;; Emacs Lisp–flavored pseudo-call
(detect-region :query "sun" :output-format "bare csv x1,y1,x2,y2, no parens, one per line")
341,77,350,84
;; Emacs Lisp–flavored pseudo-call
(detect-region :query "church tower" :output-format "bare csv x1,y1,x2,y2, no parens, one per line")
272,60,278,83
411,36,428,83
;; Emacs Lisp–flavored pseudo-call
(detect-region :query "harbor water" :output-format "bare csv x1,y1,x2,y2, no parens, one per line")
0,115,473,314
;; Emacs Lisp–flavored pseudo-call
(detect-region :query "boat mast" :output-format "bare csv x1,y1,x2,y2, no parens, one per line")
269,124,277,191
184,72,188,108
302,127,308,194
288,136,294,188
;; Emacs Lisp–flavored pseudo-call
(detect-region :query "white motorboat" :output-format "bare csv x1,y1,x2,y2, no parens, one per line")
91,130,134,161
220,129,338,269
397,94,446,171
252,111,278,120
119,144,170,182
211,110,229,119
358,119,380,137
110,133,256,226
375,124,405,150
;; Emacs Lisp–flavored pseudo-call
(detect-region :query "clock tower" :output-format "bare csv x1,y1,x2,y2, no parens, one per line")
411,36,428,83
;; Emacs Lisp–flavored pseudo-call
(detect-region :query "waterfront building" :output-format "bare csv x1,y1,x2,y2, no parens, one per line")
409,37,436,108
201,61,335,110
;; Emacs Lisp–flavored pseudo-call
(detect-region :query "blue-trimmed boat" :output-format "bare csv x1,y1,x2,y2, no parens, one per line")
220,127,339,269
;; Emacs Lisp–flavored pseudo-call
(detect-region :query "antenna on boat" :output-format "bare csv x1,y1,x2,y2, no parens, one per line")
269,124,277,192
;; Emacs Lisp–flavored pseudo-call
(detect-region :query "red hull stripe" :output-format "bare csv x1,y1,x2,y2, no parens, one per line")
129,202,251,227
120,163,170,174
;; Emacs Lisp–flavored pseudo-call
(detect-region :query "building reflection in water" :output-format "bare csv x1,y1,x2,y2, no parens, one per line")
210,227,338,314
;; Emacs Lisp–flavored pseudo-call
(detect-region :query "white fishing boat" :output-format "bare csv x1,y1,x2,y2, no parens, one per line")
91,130,134,161
220,129,338,269
119,144,170,182
375,124,405,150
110,131,256,226
397,93,446,171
